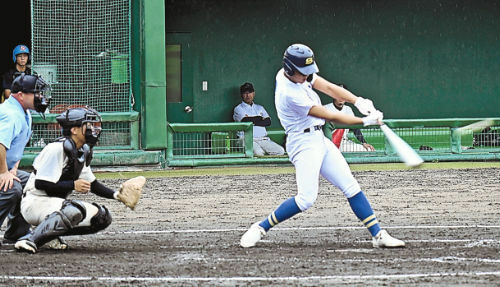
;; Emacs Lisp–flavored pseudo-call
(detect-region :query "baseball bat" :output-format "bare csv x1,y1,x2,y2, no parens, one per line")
454,119,494,136
380,124,424,168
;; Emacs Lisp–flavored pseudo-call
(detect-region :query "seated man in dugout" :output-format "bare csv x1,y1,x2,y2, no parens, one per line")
233,82,285,156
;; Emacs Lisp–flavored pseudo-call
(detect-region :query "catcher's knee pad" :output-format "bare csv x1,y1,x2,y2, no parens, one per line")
89,203,112,232
60,199,87,227
66,203,112,236
28,200,86,247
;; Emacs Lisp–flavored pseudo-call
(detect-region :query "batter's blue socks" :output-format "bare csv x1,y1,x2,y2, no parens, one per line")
259,197,301,231
348,191,381,237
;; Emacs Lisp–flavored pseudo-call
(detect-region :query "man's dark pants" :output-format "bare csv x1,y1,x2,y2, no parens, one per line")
0,170,31,242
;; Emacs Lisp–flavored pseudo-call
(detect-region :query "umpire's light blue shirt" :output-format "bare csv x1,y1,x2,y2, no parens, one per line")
0,96,32,169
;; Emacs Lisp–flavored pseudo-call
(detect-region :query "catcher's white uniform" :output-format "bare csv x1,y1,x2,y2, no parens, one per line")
275,69,361,210
21,142,99,227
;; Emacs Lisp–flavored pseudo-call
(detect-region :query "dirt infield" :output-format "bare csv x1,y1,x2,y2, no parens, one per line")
1,167,499,286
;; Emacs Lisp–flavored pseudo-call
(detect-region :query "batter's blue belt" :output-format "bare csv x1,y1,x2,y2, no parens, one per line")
303,125,322,133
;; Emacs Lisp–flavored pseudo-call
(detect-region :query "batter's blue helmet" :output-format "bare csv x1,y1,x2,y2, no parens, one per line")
283,44,319,76
12,44,30,63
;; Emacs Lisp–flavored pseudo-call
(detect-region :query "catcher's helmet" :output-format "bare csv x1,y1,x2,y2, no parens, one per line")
57,107,102,146
12,44,30,63
57,107,101,128
283,43,319,77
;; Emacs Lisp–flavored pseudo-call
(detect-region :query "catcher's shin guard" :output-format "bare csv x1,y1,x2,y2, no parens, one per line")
65,203,112,236
29,200,86,248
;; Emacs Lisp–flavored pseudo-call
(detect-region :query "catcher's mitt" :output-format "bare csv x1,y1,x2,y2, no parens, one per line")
117,176,146,210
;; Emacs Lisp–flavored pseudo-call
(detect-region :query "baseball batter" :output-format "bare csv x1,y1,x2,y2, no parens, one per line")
15,107,132,253
240,43,405,248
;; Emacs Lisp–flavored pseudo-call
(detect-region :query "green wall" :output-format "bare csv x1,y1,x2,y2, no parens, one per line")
166,0,499,124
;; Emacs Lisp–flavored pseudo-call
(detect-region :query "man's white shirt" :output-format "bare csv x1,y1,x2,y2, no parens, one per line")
233,102,269,138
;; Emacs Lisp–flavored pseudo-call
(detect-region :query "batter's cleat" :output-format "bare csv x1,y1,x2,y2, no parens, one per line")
47,237,68,250
240,221,266,248
14,239,37,254
372,230,405,248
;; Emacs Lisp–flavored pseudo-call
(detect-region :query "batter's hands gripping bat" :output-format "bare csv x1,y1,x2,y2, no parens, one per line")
116,176,146,210
354,97,376,116
380,124,424,168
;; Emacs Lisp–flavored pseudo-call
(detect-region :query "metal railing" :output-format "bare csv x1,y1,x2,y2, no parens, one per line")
166,118,499,167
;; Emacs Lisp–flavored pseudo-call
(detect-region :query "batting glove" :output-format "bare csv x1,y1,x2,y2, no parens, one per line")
354,97,376,116
362,110,384,126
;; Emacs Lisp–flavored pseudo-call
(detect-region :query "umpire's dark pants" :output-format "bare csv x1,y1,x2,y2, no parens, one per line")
0,170,31,241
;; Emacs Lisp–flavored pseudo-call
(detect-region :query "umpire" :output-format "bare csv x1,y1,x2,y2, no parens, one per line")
0,73,50,244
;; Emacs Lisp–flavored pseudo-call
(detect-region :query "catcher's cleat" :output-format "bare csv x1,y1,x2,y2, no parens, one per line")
372,230,405,248
47,237,68,250
240,221,266,248
14,239,38,254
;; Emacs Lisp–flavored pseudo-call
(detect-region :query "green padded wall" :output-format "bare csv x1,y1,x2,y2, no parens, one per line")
166,0,499,124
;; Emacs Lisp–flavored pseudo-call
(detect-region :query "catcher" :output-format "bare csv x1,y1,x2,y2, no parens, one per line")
15,107,145,253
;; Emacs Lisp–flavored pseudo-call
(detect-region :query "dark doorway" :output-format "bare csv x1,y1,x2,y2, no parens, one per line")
1,0,31,85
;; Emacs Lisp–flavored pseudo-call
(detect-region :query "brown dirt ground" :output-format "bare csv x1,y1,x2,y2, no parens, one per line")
1,167,499,286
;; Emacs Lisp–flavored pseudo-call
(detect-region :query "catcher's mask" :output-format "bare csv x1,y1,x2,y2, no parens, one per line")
56,106,102,147
11,73,51,117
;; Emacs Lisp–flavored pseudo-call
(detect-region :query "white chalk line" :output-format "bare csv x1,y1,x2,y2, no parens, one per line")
1,271,499,283
258,238,500,245
5,225,493,238
107,225,500,235
212,256,500,264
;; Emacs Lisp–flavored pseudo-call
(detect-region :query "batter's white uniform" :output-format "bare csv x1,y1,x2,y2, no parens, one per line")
21,142,99,227
275,69,361,211
324,103,369,152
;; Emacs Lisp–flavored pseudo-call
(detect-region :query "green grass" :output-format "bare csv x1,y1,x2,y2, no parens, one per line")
95,161,500,180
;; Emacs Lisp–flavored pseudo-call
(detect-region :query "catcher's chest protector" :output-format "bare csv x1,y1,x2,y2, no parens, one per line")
60,138,92,181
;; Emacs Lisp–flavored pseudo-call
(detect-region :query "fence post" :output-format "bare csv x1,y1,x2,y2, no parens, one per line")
244,124,254,157
166,124,174,162
450,128,462,154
